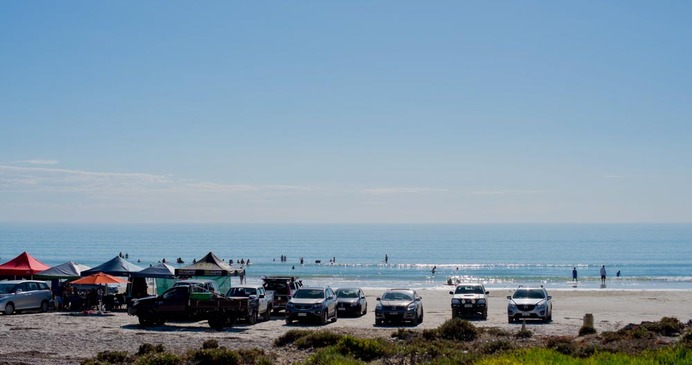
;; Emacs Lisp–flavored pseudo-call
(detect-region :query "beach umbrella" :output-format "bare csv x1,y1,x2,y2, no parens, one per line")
71,272,128,285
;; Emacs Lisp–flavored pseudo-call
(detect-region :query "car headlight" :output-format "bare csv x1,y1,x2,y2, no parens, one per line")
286,302,294,309
407,303,417,311
507,301,517,308
313,303,323,309
376,303,382,310
477,299,486,304
452,298,460,305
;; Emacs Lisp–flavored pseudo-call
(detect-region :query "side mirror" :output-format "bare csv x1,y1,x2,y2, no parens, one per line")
547,296,552,300
376,297,381,301
15,289,23,294
506,295,512,300
416,297,422,301
259,294,265,298
449,291,454,295
486,291,490,295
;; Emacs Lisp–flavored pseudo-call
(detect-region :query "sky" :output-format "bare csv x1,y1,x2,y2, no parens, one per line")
1,1,691,224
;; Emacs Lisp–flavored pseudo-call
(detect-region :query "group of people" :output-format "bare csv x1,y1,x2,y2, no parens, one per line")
572,265,621,284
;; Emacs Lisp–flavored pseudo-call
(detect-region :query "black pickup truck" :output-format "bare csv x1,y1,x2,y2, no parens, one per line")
128,284,254,329
262,276,302,313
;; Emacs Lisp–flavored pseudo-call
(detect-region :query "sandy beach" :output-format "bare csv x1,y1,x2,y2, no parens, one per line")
1,289,690,364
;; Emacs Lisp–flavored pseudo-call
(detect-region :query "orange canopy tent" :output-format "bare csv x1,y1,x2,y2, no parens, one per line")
0,251,50,278
71,272,128,285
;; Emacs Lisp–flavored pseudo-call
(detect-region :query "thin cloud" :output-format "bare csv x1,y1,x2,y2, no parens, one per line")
364,187,448,195
12,159,59,165
471,190,543,196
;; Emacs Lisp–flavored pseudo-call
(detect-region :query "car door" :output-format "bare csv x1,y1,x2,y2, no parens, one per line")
14,282,32,310
326,288,336,317
157,287,190,319
257,288,267,313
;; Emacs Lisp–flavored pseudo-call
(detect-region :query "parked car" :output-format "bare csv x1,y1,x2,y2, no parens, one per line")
262,276,302,313
450,283,489,319
375,289,423,325
0,280,52,315
172,279,220,294
335,287,367,316
506,285,553,323
226,285,274,322
285,287,337,325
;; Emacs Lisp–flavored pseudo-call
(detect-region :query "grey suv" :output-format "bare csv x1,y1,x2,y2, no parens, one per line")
506,286,553,323
0,280,52,315
375,289,424,325
285,287,337,325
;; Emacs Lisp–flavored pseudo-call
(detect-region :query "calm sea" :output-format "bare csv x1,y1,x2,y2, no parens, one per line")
1,224,690,290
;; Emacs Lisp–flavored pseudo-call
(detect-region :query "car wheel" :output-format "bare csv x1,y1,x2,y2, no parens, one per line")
417,309,424,324
361,303,367,316
40,300,49,313
375,319,382,326
320,310,328,325
285,318,293,325
248,309,258,324
482,309,488,320
138,315,153,327
4,302,15,315
332,309,338,322
263,306,272,321
508,317,514,324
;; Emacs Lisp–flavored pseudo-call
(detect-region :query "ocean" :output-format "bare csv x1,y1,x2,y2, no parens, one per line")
1,223,690,291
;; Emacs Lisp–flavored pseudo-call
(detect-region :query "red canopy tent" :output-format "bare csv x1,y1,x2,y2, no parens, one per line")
0,251,50,278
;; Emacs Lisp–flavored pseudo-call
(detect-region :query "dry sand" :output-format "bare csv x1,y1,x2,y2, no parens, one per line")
1,289,690,364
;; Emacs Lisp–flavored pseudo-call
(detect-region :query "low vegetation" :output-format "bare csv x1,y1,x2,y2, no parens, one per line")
81,317,691,365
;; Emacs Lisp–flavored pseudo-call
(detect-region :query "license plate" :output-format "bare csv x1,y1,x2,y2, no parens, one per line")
464,304,472,308
338,307,345,311
522,313,530,316
298,313,307,317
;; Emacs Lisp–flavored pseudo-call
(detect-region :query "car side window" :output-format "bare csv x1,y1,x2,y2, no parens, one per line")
27,282,38,291
39,282,49,290
19,283,30,292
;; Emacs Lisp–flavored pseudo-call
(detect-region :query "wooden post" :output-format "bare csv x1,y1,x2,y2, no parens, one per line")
583,313,594,328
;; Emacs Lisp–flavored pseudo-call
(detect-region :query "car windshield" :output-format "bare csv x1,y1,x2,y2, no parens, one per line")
336,289,358,298
227,287,256,297
513,289,546,299
383,291,413,301
294,289,325,299
0,284,18,294
455,286,484,294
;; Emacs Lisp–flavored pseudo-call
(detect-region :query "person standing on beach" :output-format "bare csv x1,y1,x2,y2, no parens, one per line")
600,265,607,284
385,254,388,264
572,267,578,282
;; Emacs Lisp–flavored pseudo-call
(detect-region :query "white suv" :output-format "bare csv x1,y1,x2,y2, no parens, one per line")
449,283,489,320
506,286,553,323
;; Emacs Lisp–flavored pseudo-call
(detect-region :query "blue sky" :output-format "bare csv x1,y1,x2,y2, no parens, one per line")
1,1,691,223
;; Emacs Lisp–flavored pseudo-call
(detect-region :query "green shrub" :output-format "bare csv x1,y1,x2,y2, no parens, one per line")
294,331,344,349
236,348,272,364
138,343,166,355
515,327,533,339
190,348,240,365
545,336,574,356
202,339,219,349
578,325,597,336
391,328,420,341
437,318,479,342
303,347,365,365
274,329,312,347
335,335,389,362
640,317,684,336
485,327,512,337
480,339,514,355
95,350,130,364
133,352,183,365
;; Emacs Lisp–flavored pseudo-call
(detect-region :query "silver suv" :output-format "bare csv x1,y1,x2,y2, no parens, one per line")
285,287,337,325
506,286,553,323
450,283,489,320
0,280,52,315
